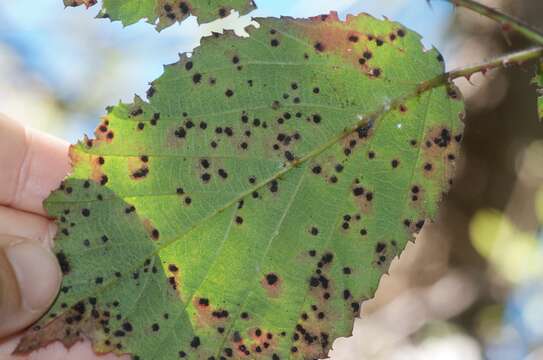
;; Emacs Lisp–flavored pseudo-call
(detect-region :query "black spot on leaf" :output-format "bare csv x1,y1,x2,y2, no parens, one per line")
56,252,70,275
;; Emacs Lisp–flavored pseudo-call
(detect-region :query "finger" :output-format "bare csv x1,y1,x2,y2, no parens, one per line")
0,337,130,360
0,235,61,338
0,206,57,248
0,115,71,216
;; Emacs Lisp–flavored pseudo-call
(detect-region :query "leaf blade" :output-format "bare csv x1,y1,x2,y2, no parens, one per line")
18,13,464,360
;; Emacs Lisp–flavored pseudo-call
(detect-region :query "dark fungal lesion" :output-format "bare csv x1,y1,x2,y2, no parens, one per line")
288,252,340,357
314,42,325,52
56,251,71,275
265,273,279,286
373,240,398,268
131,166,149,180
159,1,194,23
146,85,156,98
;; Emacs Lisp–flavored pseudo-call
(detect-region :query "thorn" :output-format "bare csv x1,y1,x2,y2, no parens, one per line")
501,23,512,33
464,74,475,85
501,27,513,47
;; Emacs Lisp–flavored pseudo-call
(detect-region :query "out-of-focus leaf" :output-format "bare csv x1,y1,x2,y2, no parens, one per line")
64,0,256,29
470,210,543,284
17,13,464,359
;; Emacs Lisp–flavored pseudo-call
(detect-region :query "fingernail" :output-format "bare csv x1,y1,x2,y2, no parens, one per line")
5,242,61,312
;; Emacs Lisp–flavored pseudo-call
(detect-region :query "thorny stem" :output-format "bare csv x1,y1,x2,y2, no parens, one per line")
440,0,543,46
419,46,543,93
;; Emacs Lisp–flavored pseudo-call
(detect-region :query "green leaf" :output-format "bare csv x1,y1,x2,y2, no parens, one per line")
536,61,543,121
17,13,464,359
64,0,257,29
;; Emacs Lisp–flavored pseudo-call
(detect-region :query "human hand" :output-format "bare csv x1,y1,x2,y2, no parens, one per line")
0,116,126,359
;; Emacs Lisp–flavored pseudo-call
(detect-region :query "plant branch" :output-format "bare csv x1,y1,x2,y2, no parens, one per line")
418,46,543,93
439,0,543,46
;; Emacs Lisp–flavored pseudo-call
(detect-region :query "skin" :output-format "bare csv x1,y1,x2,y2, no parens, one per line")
0,115,128,360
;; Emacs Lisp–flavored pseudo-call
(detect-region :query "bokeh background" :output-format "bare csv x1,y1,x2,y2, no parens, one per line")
1,0,542,359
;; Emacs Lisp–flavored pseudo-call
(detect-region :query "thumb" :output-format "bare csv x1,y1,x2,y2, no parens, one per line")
0,235,61,338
